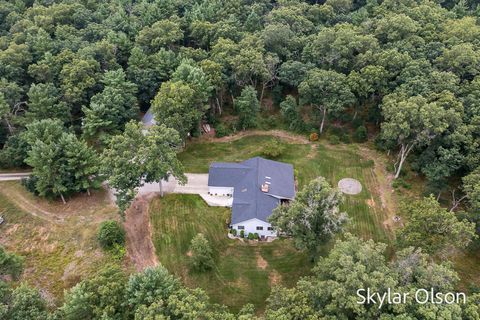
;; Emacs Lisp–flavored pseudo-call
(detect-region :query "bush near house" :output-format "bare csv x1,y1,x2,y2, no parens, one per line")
240,230,245,238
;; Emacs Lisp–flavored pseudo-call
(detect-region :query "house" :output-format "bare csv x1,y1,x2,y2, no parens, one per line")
208,157,295,238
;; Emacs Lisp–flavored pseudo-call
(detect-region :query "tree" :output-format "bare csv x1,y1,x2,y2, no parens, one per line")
127,47,178,107
265,234,473,319
189,233,214,272
26,83,69,123
235,86,260,130
25,129,100,203
299,69,354,134
82,69,138,140
380,93,462,178
60,266,127,320
136,17,183,53
5,284,48,320
151,80,203,139
0,246,24,280
280,95,304,131
269,177,347,256
460,167,480,212
101,121,186,213
397,196,476,254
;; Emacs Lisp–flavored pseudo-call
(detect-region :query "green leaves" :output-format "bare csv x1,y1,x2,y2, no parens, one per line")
235,86,260,130
20,119,100,201
101,121,185,213
397,196,477,254
269,177,347,256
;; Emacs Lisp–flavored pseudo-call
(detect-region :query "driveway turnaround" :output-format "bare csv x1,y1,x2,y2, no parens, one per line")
138,173,232,207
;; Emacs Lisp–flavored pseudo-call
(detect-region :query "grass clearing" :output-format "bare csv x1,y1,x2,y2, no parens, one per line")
151,134,396,312
149,194,312,313
0,181,123,305
179,135,392,243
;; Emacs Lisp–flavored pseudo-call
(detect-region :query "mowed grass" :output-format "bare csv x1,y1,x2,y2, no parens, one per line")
151,135,393,312
179,135,391,243
149,194,312,313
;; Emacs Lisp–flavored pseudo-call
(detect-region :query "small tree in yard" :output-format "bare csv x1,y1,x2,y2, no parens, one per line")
97,220,126,249
189,233,214,272
269,177,348,258
235,86,260,130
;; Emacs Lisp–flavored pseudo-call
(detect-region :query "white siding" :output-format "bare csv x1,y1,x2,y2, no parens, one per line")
232,218,276,238
208,186,233,196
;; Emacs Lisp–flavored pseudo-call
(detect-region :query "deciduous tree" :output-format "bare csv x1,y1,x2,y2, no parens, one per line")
269,177,347,257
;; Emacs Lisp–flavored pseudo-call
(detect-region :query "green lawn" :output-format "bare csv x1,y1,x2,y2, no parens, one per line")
179,135,391,243
151,135,394,312
149,194,312,313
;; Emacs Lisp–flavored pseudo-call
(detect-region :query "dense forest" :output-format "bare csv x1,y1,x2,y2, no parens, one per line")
1,0,480,318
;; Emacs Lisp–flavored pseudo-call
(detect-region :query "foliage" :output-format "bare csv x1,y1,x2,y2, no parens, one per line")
0,246,24,280
235,86,260,130
270,177,347,256
354,125,368,142
261,138,286,159
265,234,479,319
23,120,100,202
247,233,254,240
189,233,214,272
97,220,125,250
101,121,186,213
397,196,477,254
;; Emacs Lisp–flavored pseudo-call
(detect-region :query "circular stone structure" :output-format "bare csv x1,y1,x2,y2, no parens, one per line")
338,178,362,195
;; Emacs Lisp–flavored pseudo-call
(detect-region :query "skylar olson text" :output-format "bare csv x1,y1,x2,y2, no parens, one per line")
357,288,467,309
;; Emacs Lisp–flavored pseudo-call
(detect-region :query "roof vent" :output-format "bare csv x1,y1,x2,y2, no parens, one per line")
261,184,269,192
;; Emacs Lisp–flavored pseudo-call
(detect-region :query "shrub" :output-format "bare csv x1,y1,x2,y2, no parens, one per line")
262,138,286,158
340,133,351,144
328,135,340,145
352,117,364,129
231,229,237,236
0,246,24,279
110,243,126,261
247,233,254,240
392,178,412,190
240,230,245,238
354,125,368,142
189,233,214,271
97,220,126,249
309,132,318,141
215,124,230,138
21,176,39,196
253,233,259,240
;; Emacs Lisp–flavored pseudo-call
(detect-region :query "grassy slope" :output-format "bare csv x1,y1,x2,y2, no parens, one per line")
150,135,394,312
150,194,311,313
0,182,123,304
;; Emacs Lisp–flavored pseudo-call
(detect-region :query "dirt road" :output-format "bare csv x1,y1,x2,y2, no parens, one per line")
123,193,159,271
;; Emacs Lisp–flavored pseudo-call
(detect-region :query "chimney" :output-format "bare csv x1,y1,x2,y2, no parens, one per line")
261,184,269,192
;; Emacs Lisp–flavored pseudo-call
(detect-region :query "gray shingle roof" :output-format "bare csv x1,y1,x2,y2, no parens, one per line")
208,157,295,224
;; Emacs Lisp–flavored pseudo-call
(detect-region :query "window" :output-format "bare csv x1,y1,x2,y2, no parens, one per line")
267,227,274,231
237,226,245,230
256,226,263,230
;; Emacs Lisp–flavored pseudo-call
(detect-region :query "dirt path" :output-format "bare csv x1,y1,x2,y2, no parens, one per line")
356,146,398,233
205,129,310,144
0,185,65,224
123,194,159,271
